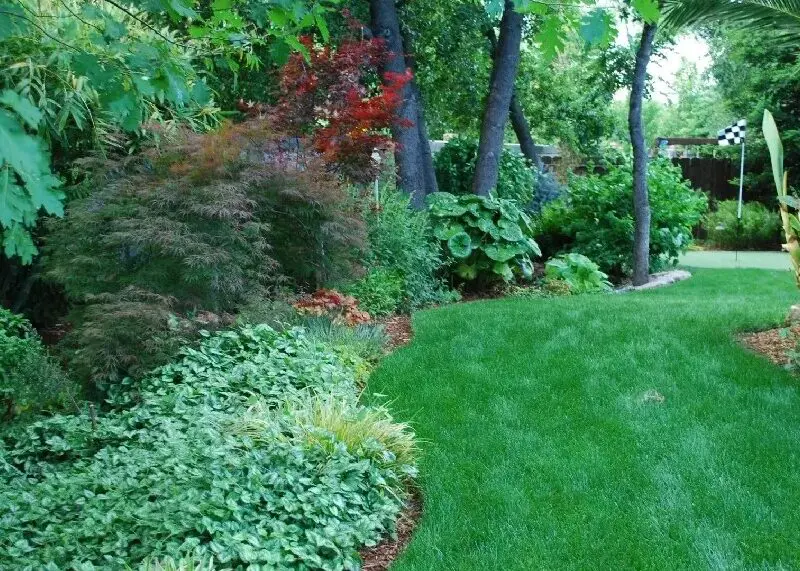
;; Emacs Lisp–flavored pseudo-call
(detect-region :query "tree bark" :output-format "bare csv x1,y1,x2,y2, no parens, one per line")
486,27,543,171
370,0,434,208
629,21,657,286
473,0,523,196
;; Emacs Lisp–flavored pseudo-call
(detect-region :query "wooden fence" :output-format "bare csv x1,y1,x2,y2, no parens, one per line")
671,157,737,202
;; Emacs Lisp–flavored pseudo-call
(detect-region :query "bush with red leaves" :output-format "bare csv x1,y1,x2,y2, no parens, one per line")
293,289,371,326
273,29,412,183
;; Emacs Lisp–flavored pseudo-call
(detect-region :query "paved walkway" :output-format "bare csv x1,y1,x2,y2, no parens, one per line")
679,250,790,270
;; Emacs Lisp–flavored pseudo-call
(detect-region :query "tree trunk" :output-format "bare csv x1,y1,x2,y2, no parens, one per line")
473,0,523,196
370,0,434,208
629,21,657,286
486,28,543,171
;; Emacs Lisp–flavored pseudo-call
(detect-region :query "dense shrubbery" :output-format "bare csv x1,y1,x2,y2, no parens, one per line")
434,137,537,204
705,200,782,250
0,325,415,569
0,308,74,420
45,121,363,388
428,192,541,283
360,187,457,310
535,159,707,279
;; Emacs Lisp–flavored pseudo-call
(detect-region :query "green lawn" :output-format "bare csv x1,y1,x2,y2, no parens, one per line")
680,250,790,270
368,269,800,570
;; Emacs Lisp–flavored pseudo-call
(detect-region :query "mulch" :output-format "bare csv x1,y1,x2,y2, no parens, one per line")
738,326,799,367
381,315,413,351
360,489,422,571
357,316,421,571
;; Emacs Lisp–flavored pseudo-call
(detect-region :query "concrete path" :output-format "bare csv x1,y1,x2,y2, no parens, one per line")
679,250,790,270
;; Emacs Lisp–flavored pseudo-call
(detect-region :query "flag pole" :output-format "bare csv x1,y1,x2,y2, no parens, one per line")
737,138,746,220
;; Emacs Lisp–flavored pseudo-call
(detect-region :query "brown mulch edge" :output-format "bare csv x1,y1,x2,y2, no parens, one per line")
358,316,420,570
738,326,799,367
381,315,413,351
360,488,422,571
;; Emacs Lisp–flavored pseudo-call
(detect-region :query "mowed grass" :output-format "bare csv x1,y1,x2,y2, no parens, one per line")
367,269,800,570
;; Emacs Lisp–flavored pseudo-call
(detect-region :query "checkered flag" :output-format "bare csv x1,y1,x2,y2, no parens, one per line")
718,119,747,146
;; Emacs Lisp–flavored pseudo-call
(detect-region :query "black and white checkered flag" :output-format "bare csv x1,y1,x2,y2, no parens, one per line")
718,119,747,146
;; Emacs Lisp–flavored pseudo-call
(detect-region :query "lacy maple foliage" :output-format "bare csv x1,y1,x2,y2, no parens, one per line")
271,26,412,183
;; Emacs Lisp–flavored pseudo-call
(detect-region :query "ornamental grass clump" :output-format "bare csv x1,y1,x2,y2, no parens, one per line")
0,325,416,569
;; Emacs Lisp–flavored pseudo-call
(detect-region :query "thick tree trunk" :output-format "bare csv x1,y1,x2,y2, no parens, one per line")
486,28,543,171
473,0,523,196
628,21,657,286
370,0,434,208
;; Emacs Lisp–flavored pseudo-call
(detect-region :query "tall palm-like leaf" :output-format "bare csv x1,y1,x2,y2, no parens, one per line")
661,0,800,38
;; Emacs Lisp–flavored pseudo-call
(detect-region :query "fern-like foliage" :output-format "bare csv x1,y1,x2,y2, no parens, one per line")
661,0,800,40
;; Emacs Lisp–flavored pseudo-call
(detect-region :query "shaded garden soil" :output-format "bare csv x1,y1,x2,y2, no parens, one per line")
382,315,413,351
360,490,422,571
359,314,420,570
739,326,799,367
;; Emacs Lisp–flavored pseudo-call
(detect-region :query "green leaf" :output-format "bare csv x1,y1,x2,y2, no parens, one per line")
763,110,785,198
314,12,329,43
2,222,37,263
493,261,514,282
632,0,661,24
498,223,523,242
447,232,474,259
580,9,614,48
0,175,29,226
434,222,466,241
484,243,522,262
535,13,567,61
456,262,478,280
484,0,504,19
0,90,42,130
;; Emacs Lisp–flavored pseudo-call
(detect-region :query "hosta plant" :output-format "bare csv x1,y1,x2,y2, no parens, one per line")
427,192,541,282
545,253,613,294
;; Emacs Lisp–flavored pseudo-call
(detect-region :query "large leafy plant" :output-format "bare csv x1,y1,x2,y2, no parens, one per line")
764,109,800,286
545,253,612,294
427,192,541,282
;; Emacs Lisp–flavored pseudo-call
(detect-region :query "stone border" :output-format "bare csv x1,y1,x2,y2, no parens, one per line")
616,270,692,293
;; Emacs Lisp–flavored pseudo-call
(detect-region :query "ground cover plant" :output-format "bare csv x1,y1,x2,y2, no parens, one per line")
368,269,800,569
0,324,416,569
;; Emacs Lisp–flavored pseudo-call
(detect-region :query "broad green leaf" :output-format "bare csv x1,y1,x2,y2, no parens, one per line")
0,174,29,226
493,261,514,282
498,223,524,242
763,110,785,197
434,222,466,241
484,0,504,18
580,9,614,48
632,0,661,24
535,13,567,61
2,222,37,263
484,243,522,262
314,11,329,43
456,262,478,280
447,232,474,259
0,90,42,129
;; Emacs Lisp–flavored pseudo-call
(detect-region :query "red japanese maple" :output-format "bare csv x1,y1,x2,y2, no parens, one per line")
272,25,412,183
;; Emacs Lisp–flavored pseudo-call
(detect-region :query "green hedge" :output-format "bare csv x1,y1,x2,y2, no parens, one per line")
704,200,782,250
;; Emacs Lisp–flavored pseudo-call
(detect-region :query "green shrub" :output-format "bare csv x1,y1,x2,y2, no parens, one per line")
345,268,405,316
301,316,388,364
544,253,612,294
427,192,541,283
0,308,75,421
434,137,537,204
45,121,362,388
535,159,708,279
705,200,782,250
363,186,457,309
0,325,415,569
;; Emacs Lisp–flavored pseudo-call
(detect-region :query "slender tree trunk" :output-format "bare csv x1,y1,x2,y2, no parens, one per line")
370,0,433,208
400,26,438,196
485,28,543,171
629,21,657,286
473,0,523,196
